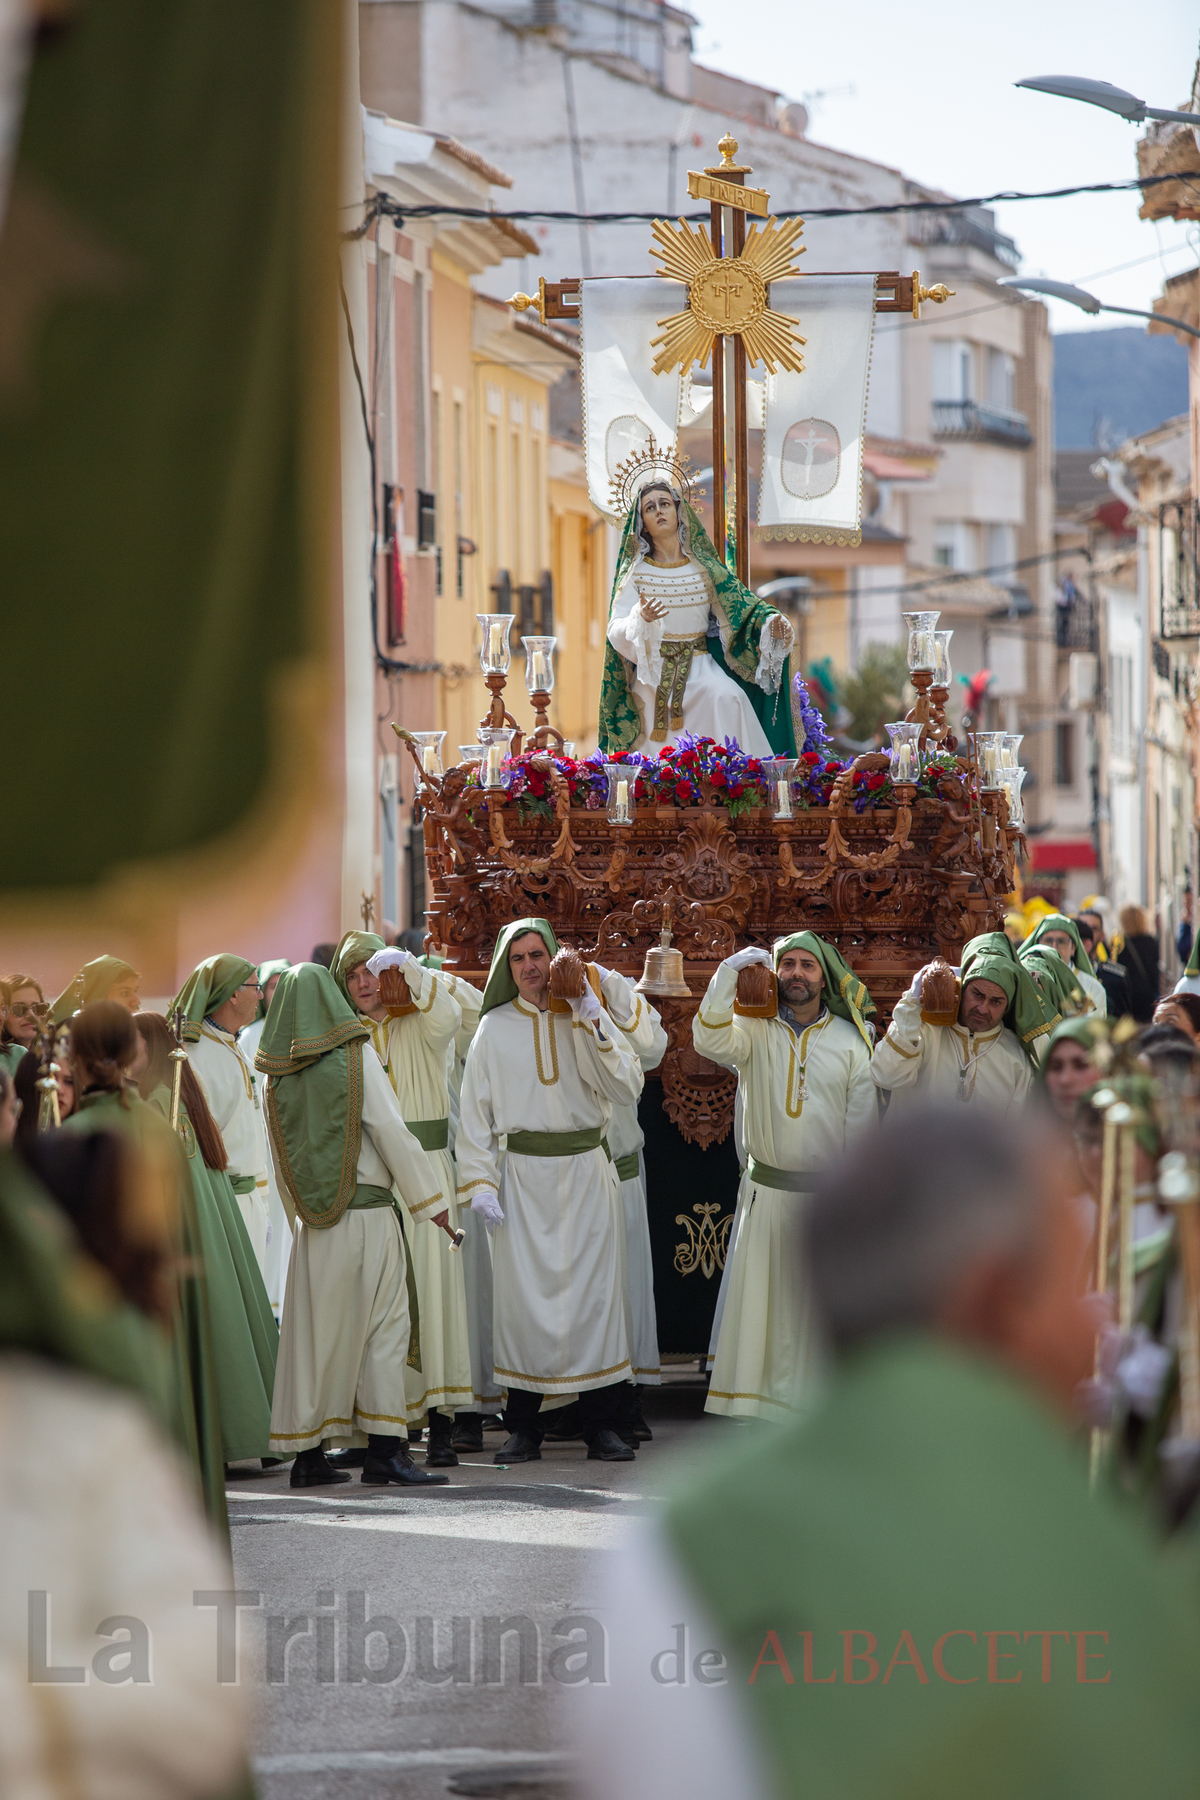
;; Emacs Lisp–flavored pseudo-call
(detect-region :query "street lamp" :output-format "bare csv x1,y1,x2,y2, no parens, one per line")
999,276,1200,341
1015,75,1200,128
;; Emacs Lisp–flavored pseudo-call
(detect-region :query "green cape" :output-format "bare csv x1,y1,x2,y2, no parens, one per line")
254,964,370,1228
51,955,139,1024
1022,913,1094,978
599,490,799,757
773,932,876,1049
254,958,292,1021
1021,942,1092,1020
172,954,255,1044
480,919,560,1019
961,932,1057,1065
331,931,386,1006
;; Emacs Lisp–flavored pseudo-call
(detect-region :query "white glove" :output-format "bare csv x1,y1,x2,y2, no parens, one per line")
366,948,414,977
469,1190,504,1233
570,987,603,1025
591,962,614,983
907,967,926,1001
726,946,773,972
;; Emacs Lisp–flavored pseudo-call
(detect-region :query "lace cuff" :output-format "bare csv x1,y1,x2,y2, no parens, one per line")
754,615,794,694
622,596,665,689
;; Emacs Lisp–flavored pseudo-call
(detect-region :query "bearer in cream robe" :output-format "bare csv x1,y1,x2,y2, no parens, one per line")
174,955,271,1275
258,962,450,1488
238,958,293,1313
456,919,644,1463
694,933,878,1422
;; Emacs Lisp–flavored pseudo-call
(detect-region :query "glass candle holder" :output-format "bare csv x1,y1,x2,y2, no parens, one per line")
885,721,922,784
968,731,1005,788
410,730,447,776
901,609,940,672
477,613,514,676
605,763,635,825
1003,767,1028,827
561,740,577,759
765,758,798,821
932,630,954,688
479,726,516,789
1000,732,1023,773
522,635,557,695
458,745,485,772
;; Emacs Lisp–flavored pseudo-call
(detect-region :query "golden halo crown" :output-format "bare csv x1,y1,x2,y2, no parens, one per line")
609,434,696,519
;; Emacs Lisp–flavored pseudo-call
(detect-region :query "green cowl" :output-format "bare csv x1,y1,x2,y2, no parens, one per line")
254,958,292,1021
773,932,876,1049
961,932,1057,1065
51,955,139,1024
331,931,386,1006
1022,913,1093,978
255,964,370,1229
480,919,560,1019
599,491,799,757
172,954,255,1043
1037,1016,1105,1086
1021,943,1092,1019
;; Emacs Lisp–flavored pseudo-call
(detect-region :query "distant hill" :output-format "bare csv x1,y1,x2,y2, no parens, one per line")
1054,326,1190,449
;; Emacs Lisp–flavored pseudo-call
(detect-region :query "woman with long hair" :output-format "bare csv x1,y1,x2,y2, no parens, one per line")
1117,905,1161,1022
11,1043,75,1158
0,973,47,1076
135,1013,277,1467
61,1002,227,1528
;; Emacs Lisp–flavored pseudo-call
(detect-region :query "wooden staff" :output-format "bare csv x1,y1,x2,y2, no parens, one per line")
35,1021,60,1132
169,1006,188,1134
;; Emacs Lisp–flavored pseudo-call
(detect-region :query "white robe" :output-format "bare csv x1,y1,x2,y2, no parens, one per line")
267,1048,445,1452
187,1024,270,1276
456,995,643,1395
239,1014,292,1312
869,988,1033,1112
600,969,668,1386
693,962,878,1421
607,552,792,755
440,971,499,1411
364,961,473,1423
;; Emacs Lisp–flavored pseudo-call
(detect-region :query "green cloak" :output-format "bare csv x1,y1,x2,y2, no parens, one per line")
51,955,139,1024
1021,943,1092,1020
773,932,876,1049
254,963,370,1229
599,490,799,757
1023,912,1094,979
331,931,386,1006
960,932,1057,1064
172,954,256,1043
254,958,292,1021
479,918,561,1019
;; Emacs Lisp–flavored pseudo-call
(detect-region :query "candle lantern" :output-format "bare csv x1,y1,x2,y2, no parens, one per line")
1000,732,1023,773
479,726,516,790
477,613,515,676
522,635,557,697
1003,767,1028,827
932,630,954,688
604,762,636,825
410,730,447,777
458,744,485,768
968,731,1005,789
561,740,577,759
765,757,798,821
901,609,940,672
885,721,922,785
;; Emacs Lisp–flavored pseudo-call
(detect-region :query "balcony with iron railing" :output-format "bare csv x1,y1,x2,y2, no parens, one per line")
1055,593,1097,652
931,399,1033,448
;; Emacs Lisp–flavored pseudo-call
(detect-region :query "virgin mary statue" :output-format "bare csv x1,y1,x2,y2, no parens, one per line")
600,480,798,758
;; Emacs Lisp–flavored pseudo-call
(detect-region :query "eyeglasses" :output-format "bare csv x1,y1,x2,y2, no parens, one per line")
8,1002,47,1019
236,982,263,995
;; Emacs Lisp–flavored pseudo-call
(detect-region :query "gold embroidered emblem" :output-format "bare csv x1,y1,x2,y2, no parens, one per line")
674,1202,733,1279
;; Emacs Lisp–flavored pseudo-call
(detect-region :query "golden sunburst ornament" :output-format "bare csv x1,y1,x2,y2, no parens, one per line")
608,435,697,518
648,214,807,377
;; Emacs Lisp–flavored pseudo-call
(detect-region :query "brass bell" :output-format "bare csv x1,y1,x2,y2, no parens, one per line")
637,920,691,997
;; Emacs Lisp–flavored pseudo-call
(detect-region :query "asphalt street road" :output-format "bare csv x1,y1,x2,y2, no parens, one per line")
229,1381,726,1800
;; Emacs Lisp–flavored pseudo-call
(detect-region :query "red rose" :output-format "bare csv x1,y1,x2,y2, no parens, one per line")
709,767,728,787
674,782,691,801
634,779,647,799
728,782,744,798
746,759,763,775
802,751,820,764
824,760,839,773
866,772,886,791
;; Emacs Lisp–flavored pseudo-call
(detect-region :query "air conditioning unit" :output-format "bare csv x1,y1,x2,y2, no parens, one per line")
1068,652,1098,711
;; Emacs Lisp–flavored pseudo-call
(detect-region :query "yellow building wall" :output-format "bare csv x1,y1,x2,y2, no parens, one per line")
549,474,609,753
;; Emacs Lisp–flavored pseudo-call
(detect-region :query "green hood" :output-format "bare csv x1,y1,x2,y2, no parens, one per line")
172,954,255,1044
599,489,799,757
255,958,292,1021
773,932,876,1049
254,964,371,1228
1037,1015,1106,1085
1023,913,1093,978
961,932,1057,1065
51,955,139,1024
1021,943,1093,1020
331,931,386,1007
480,919,561,1019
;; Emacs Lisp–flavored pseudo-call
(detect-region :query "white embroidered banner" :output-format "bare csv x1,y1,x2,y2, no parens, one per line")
758,274,877,547
581,279,682,515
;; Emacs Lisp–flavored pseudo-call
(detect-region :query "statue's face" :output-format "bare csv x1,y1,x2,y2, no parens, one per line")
640,487,678,540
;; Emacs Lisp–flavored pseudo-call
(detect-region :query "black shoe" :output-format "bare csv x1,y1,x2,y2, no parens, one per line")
361,1447,449,1486
290,1451,352,1488
587,1429,635,1462
425,1413,459,1468
617,1430,641,1451
325,1448,367,1468
543,1401,584,1441
451,1415,484,1452
494,1429,542,1464
628,1411,653,1442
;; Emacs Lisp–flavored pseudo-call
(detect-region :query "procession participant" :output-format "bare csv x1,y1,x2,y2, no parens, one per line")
870,932,1052,1110
1077,913,1132,1015
1022,912,1107,1015
0,974,46,1075
694,933,878,1422
50,955,140,1023
173,954,271,1275
238,959,293,1315
1153,993,1200,1042
332,931,472,1468
1039,1017,1106,1125
135,1013,278,1470
257,963,450,1489
12,1043,75,1156
456,919,644,1464
1020,937,1094,1020
601,477,797,758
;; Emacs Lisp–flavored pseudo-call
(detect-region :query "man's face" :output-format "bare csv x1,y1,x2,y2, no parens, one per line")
1041,929,1076,964
106,975,141,1014
346,963,381,1015
959,977,1008,1034
509,932,551,1004
220,979,260,1031
1079,911,1104,946
776,948,824,1009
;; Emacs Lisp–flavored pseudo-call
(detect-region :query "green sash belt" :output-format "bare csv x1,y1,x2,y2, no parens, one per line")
652,634,708,742
404,1117,450,1153
348,1183,398,1209
747,1156,819,1193
229,1174,258,1196
614,1151,641,1182
507,1126,611,1159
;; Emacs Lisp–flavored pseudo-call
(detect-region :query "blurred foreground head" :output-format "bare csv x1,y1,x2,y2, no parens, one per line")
805,1104,1093,1411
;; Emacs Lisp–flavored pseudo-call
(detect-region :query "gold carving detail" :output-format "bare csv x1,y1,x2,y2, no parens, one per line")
674,1202,733,1278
